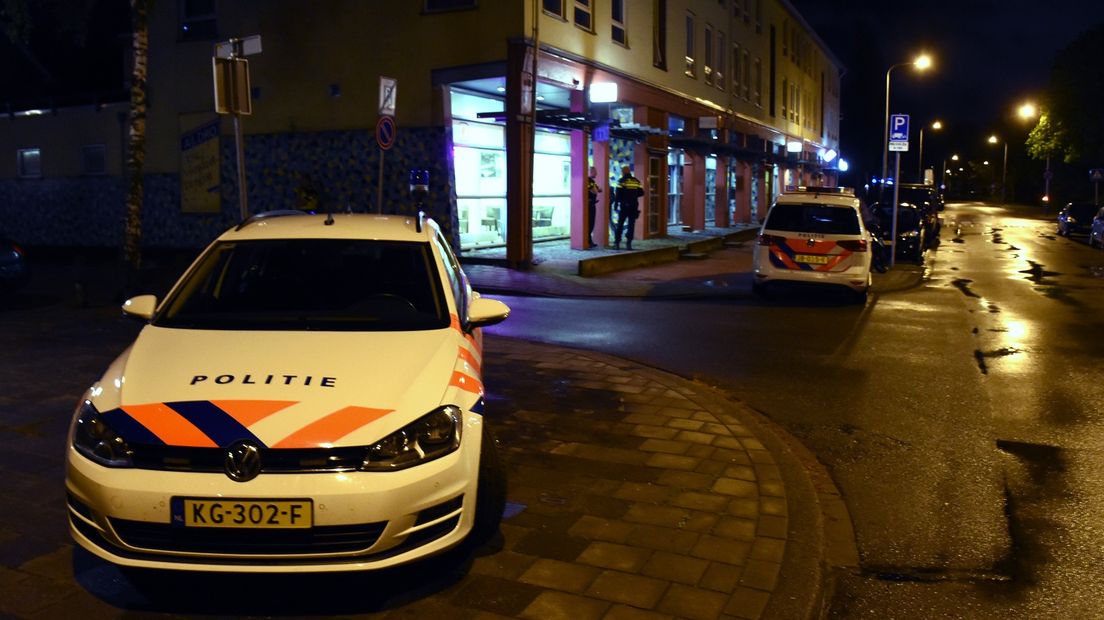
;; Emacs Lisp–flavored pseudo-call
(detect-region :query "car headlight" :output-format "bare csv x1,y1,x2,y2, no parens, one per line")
71,400,134,467
902,230,919,238
361,405,463,471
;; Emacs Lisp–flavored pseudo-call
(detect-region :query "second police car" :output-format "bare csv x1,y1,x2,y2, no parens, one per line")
65,211,510,573
752,187,874,302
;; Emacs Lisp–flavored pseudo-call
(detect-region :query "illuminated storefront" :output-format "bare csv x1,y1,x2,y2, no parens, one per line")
451,89,571,251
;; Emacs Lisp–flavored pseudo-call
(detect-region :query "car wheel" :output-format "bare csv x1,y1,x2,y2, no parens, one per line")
851,288,868,304
469,424,507,546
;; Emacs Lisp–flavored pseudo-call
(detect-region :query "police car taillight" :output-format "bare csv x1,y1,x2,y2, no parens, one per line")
837,239,868,252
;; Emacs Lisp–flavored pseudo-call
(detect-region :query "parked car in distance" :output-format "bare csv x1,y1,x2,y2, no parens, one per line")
1057,202,1098,237
895,183,942,238
871,202,926,263
752,186,873,302
1091,207,1104,249
0,229,29,295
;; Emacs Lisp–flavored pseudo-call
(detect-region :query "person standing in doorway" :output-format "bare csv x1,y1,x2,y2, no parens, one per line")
613,165,643,250
587,167,601,248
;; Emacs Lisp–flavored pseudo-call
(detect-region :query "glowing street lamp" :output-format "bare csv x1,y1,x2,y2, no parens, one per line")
881,53,934,184
988,134,1008,203
918,119,942,183
1016,101,1049,202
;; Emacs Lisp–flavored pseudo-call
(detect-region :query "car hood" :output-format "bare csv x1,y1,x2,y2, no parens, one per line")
88,325,476,449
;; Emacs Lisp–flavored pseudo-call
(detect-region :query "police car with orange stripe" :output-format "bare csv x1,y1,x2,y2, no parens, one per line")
65,211,510,573
752,186,873,302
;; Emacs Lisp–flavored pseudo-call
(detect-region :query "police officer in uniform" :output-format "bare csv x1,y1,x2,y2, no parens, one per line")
612,165,643,250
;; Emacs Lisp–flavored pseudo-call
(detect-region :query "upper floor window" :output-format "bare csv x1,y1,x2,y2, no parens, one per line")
611,0,627,45
754,57,762,106
732,43,741,96
180,0,217,41
703,25,713,85
574,0,593,31
755,0,762,33
424,0,477,11
82,144,107,176
742,50,750,100
715,31,725,90
653,0,667,70
543,0,565,18
684,12,695,77
17,148,41,179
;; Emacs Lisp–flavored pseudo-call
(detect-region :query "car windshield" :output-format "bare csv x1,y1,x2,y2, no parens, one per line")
765,203,860,235
874,207,920,231
895,188,933,207
1068,204,1097,219
154,239,449,331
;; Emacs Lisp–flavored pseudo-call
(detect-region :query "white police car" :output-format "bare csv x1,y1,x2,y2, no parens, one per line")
65,211,510,573
752,187,873,301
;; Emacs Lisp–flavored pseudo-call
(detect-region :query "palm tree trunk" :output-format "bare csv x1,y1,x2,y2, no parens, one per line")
123,0,149,281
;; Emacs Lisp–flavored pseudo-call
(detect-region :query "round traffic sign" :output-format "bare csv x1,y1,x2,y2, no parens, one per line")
376,115,396,151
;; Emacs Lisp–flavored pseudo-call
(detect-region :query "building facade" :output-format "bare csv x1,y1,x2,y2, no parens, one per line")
0,0,842,267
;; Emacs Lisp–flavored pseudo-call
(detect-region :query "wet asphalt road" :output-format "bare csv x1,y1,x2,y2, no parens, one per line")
491,201,1104,617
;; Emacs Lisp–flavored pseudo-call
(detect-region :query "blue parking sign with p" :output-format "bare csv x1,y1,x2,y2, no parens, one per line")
890,114,910,141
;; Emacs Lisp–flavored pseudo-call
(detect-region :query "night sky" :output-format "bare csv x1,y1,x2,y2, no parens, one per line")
789,0,1096,182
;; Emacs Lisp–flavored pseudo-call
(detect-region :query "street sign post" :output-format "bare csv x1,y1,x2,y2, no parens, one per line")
1091,168,1104,205
377,76,398,213
213,35,262,220
379,76,397,117
888,114,909,153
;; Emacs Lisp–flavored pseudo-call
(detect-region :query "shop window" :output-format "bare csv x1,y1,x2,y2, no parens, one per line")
17,148,41,178
705,156,717,225
180,0,217,41
82,144,107,176
612,0,626,45
667,149,684,226
574,0,593,32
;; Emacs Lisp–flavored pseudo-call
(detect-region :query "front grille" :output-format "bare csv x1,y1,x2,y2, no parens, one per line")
130,444,367,473
110,518,387,555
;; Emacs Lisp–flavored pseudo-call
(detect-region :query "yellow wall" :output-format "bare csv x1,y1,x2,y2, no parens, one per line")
0,103,128,178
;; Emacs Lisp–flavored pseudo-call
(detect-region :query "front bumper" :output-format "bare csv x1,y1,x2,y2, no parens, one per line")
66,415,485,573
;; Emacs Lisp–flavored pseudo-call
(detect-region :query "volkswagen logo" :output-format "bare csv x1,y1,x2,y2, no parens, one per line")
225,441,262,482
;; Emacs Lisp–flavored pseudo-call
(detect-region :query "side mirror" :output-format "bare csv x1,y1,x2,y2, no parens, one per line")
122,294,157,320
467,296,510,329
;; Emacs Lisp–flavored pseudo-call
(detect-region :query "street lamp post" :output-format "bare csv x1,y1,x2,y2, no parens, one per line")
917,120,942,183
989,135,1008,203
881,53,933,185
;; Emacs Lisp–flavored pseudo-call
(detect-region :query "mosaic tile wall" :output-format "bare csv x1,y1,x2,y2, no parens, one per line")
0,127,457,249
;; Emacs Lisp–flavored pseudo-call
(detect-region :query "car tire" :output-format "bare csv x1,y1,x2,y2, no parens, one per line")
851,288,868,304
469,424,507,546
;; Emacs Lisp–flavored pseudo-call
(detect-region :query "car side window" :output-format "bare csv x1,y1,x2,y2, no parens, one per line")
432,232,467,318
